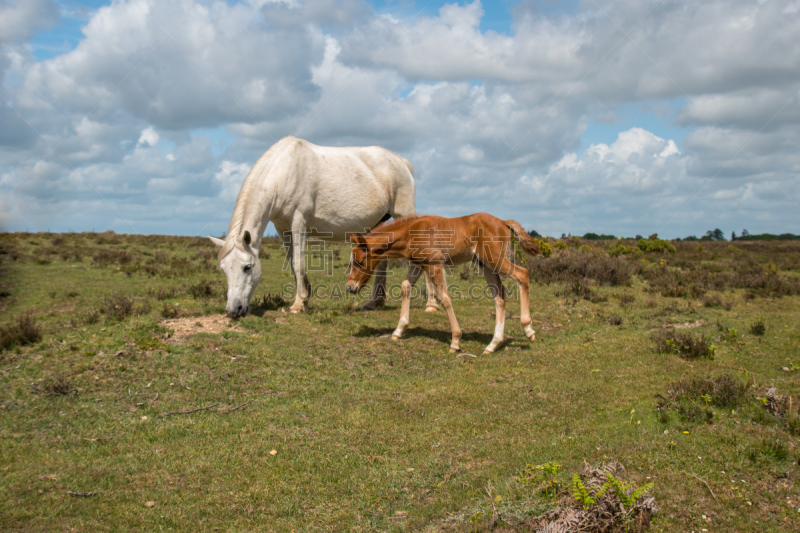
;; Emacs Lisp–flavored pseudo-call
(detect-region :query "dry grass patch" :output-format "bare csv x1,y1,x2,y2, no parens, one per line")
161,314,245,343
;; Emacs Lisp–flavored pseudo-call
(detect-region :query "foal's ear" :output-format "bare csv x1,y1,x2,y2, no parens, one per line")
208,236,225,248
242,231,251,246
348,232,361,245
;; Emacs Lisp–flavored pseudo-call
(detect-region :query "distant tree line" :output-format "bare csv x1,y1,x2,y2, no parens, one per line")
524,228,800,242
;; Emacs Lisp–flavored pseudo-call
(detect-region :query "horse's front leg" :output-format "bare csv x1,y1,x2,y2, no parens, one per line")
290,221,310,313
361,258,388,311
392,265,423,340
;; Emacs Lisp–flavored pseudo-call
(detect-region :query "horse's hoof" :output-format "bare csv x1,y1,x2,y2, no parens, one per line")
449,347,460,354
425,306,439,313
483,349,492,355
289,305,305,314
391,335,401,341
527,333,536,341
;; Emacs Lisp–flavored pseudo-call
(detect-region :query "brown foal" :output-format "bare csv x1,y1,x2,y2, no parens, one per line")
346,213,542,354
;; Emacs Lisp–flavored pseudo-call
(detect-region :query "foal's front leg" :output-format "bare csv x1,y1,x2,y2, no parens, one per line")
423,271,439,312
392,265,423,340
483,269,506,354
430,266,461,353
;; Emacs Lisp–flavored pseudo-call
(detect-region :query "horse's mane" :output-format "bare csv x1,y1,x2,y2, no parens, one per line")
218,136,296,261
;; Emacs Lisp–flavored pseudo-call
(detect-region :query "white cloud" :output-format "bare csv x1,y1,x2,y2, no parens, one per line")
1,0,799,237
137,127,159,147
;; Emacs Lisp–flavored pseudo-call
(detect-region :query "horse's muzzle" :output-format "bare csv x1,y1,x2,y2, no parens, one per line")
226,305,249,319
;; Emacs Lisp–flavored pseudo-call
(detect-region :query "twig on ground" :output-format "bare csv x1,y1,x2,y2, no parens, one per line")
224,399,255,413
157,403,219,418
683,470,718,503
456,353,477,358
68,491,102,497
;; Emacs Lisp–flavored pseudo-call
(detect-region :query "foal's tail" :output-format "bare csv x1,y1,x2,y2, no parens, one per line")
505,220,543,257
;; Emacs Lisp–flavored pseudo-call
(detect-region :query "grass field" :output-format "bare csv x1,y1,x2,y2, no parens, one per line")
1,231,799,532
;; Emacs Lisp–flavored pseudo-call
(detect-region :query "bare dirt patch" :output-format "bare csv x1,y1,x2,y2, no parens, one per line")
162,314,244,343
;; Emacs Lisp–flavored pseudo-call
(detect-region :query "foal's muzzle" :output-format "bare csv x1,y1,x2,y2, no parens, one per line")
345,282,361,295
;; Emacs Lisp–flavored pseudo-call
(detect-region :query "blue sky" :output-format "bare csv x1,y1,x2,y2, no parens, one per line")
2,0,799,238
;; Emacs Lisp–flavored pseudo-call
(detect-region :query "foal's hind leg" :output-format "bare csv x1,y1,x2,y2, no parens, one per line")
497,260,535,341
482,268,506,354
392,265,423,340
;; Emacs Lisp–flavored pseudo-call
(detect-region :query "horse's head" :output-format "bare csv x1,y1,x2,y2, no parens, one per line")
345,233,384,295
209,230,262,318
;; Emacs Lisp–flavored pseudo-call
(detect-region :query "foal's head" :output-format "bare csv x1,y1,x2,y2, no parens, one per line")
345,233,385,295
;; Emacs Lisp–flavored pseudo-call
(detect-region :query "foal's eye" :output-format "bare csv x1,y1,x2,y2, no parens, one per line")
243,265,252,273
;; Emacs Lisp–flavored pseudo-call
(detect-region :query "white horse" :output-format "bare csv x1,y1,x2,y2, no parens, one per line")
209,136,438,317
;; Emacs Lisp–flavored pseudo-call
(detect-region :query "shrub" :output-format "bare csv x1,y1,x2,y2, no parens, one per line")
652,329,715,359
160,303,180,319
32,374,75,396
637,235,676,254
618,293,636,306
93,250,133,266
528,251,633,286
607,242,634,256
750,317,766,336
251,293,286,313
101,294,135,320
0,313,43,351
533,238,552,257
188,280,215,299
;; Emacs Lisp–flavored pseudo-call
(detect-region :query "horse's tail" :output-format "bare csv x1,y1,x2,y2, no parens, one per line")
505,220,542,257
403,159,414,176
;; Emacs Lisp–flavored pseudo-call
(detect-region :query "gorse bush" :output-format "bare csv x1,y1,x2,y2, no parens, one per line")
637,234,676,254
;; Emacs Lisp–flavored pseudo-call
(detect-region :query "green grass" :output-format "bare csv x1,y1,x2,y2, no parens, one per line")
1,232,799,531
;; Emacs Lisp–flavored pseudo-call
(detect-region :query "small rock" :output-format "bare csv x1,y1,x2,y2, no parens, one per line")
145,501,156,508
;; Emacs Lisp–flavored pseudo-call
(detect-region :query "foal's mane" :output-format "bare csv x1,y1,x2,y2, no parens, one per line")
369,214,423,235
218,136,296,261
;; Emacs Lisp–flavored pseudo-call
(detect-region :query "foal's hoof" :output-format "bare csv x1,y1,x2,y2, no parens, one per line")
425,305,439,313
391,335,401,341
289,304,306,314
449,347,460,354
527,332,536,341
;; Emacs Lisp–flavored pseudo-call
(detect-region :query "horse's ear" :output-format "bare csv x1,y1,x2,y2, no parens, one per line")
243,231,251,246
348,232,360,245
208,236,225,248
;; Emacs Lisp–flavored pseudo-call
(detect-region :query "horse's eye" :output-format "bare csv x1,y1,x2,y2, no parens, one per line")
243,265,251,273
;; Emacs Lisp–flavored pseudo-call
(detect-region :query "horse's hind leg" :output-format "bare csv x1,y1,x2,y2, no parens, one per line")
482,268,506,354
430,266,461,353
361,258,388,311
392,265,423,340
